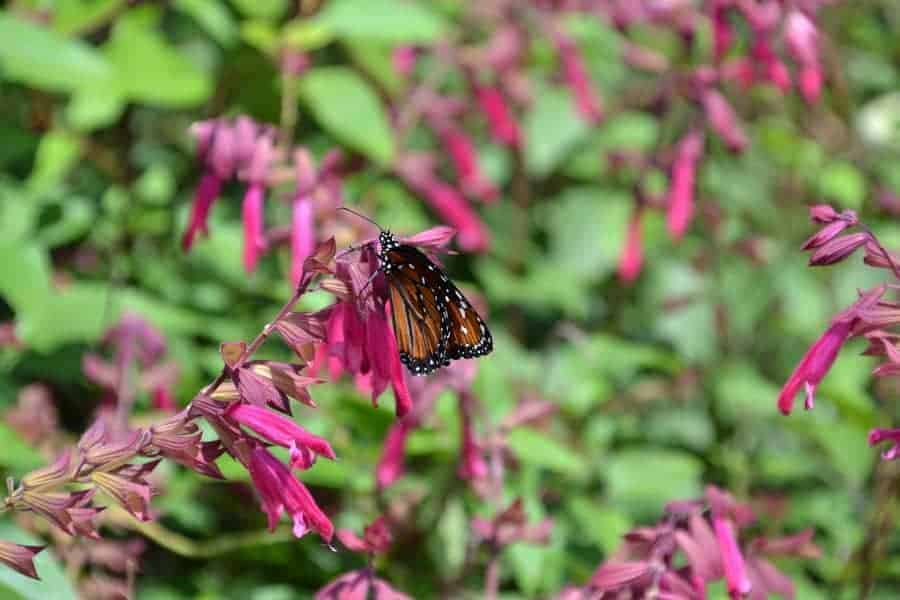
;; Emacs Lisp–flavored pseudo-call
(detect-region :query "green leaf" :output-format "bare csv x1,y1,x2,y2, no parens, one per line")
817,161,867,209
525,88,590,177
605,450,703,519
282,21,334,51
507,428,588,478
0,241,52,316
597,111,659,151
240,20,280,55
566,497,631,553
0,14,113,93
229,0,287,20
66,87,125,131
17,283,109,352
26,130,82,192
0,523,78,600
52,0,126,36
433,499,467,578
314,0,448,43
104,14,212,107
174,0,238,47
0,424,45,474
714,362,781,422
299,67,395,164
343,40,403,95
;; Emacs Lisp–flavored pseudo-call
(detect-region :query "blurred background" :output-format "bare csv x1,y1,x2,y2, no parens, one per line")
2,0,900,598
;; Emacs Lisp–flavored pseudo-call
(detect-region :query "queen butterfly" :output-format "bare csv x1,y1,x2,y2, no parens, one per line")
377,230,493,376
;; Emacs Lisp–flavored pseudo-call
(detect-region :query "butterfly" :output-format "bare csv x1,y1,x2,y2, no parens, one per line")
377,230,493,376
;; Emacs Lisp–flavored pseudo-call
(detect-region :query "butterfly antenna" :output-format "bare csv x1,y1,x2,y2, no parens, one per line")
338,206,383,230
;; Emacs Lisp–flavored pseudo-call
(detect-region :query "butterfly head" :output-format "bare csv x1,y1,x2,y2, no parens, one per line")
378,230,398,251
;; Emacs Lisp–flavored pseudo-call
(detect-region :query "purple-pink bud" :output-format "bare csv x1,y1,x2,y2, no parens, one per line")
666,130,704,240
473,85,522,148
701,90,747,152
241,183,266,273
618,207,644,283
808,232,868,266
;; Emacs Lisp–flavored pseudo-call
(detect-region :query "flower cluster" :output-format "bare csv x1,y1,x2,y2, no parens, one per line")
779,204,900,462
601,0,832,283
574,486,820,600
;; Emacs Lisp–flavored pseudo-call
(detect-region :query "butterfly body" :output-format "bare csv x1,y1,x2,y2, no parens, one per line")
377,231,492,376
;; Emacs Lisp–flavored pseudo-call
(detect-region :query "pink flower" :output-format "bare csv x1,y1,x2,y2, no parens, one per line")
241,184,265,273
421,180,490,252
371,303,413,417
666,130,704,240
618,207,644,283
751,37,792,93
712,0,734,61
376,420,411,489
316,569,412,600
701,90,747,152
182,171,223,250
868,428,900,460
336,516,392,555
714,517,752,598
554,30,603,123
247,446,333,541
238,130,275,273
227,403,336,470
291,150,318,286
182,120,237,250
785,11,822,104
473,85,522,148
778,287,884,415
291,196,316,286
778,318,852,415
0,541,44,580
392,46,418,77
394,155,491,252
440,125,499,203
798,66,823,105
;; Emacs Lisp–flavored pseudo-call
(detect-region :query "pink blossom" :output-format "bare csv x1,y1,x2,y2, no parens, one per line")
247,446,333,541
712,0,733,61
291,196,316,286
798,66,823,104
421,179,491,252
778,288,884,415
336,516,392,555
701,90,747,152
618,207,644,283
473,85,522,148
778,318,852,414
241,184,266,273
151,387,177,412
0,541,44,580
376,420,411,489
316,569,412,600
182,172,223,250
666,130,704,240
554,30,603,123
227,403,336,469
714,517,752,598
869,428,900,460
395,156,491,252
182,121,237,250
392,46,417,77
440,126,499,203
238,130,275,273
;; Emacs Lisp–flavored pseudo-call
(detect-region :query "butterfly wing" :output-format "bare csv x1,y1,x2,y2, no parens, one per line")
384,246,450,375
441,279,493,360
